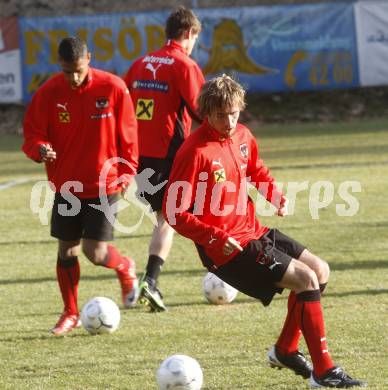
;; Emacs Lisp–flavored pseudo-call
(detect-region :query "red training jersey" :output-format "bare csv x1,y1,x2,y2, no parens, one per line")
124,40,205,159
22,68,138,198
163,119,282,266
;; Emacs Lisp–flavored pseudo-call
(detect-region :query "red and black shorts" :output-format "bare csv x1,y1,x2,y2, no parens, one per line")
51,192,118,242
135,156,173,212
196,229,306,306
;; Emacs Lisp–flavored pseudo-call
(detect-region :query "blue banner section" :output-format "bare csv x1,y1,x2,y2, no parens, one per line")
196,3,359,93
19,3,359,102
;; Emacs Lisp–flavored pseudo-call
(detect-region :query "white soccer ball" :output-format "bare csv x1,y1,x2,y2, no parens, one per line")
156,354,203,390
202,272,238,305
80,297,120,335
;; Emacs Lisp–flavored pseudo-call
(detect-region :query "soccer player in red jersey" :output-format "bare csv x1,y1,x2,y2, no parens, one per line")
124,6,205,311
163,75,365,388
22,37,139,335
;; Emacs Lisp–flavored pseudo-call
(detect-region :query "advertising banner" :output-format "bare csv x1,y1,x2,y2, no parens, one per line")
0,16,22,103
196,3,359,93
19,11,169,102
355,1,388,86
19,3,359,102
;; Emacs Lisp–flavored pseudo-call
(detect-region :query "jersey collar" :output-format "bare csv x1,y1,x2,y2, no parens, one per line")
165,39,186,55
203,118,238,142
61,68,93,92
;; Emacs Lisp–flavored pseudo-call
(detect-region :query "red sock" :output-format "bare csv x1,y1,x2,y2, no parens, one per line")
296,290,334,377
56,256,80,315
275,291,301,354
104,245,129,272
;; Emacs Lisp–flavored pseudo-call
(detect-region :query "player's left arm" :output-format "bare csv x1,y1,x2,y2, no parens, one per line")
179,64,205,123
246,130,286,215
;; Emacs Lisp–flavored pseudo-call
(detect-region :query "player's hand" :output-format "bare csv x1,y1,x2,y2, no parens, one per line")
39,143,56,162
277,195,288,217
222,237,243,256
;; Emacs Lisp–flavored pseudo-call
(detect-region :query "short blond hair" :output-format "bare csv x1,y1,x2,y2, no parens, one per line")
197,75,246,118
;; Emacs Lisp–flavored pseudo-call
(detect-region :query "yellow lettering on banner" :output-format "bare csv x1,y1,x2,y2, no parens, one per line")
24,31,45,65
48,30,68,64
118,27,141,60
310,53,328,86
285,50,353,88
28,73,53,94
145,25,165,52
333,51,353,84
94,28,114,61
285,50,307,88
76,29,89,43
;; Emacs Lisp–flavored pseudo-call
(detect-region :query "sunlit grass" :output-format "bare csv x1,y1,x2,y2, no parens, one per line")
0,121,387,389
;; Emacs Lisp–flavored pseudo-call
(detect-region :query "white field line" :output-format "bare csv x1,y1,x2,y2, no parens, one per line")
0,178,31,191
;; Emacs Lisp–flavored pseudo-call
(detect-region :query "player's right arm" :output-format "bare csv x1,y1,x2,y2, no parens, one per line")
162,147,230,252
22,88,53,163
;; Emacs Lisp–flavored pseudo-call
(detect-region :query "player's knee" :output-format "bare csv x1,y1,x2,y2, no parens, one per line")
314,257,330,283
82,247,105,265
303,251,330,284
59,246,80,259
297,266,319,291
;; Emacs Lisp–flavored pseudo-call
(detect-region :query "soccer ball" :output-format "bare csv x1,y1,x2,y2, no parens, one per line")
80,297,120,335
202,272,238,305
156,354,203,390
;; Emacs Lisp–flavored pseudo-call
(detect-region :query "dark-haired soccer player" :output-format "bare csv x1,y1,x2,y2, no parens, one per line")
163,75,365,388
124,6,205,311
23,36,139,335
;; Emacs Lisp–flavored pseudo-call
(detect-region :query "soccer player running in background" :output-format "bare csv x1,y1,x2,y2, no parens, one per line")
124,6,205,311
22,37,139,336
163,75,366,388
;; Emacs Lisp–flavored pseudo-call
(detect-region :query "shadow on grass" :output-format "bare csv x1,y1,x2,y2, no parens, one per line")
0,268,204,285
0,233,152,246
0,331,93,343
329,259,388,271
323,289,388,298
271,159,388,171
1,261,387,286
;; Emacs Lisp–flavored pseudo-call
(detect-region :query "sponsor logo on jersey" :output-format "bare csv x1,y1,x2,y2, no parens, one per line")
211,158,222,167
132,80,169,93
95,97,109,109
213,168,226,183
58,112,70,123
56,102,68,111
90,112,112,120
142,55,174,65
145,63,161,79
136,98,154,120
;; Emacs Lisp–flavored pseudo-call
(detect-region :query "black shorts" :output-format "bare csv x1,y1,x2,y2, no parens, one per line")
197,229,305,306
51,193,118,242
135,156,173,212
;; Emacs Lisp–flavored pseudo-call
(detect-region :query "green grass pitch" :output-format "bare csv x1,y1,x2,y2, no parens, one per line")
0,119,387,389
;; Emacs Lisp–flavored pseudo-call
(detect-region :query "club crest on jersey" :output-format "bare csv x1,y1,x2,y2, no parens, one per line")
95,97,109,109
136,98,154,120
58,112,70,123
213,168,226,183
240,143,248,159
